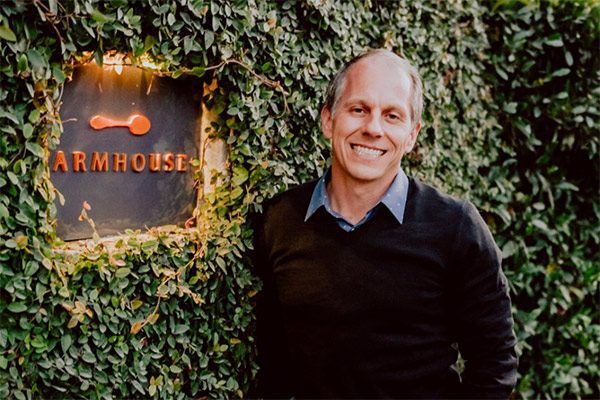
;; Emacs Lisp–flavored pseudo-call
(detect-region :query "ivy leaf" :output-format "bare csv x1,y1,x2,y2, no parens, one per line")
232,166,248,186
0,25,16,42
552,68,570,77
216,256,227,273
144,35,156,52
17,54,28,72
132,380,145,394
131,299,143,310
15,235,28,249
545,33,563,47
7,302,28,313
115,268,131,278
48,0,57,14
0,204,8,220
190,66,205,77
90,9,115,24
28,109,40,123
148,313,159,325
173,325,189,334
503,102,518,114
61,334,72,352
27,49,45,72
204,31,214,49
30,335,46,349
167,13,175,26
52,65,66,84
130,321,143,335
82,351,96,363
23,124,33,139
6,171,18,185
67,316,78,329
26,142,45,158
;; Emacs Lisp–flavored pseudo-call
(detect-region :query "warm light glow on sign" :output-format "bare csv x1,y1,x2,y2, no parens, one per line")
51,62,200,240
100,52,127,75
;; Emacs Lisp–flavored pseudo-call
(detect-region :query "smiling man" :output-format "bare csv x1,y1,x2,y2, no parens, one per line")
253,49,517,399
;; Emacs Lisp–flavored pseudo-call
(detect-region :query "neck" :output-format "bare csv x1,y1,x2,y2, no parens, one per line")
327,172,395,225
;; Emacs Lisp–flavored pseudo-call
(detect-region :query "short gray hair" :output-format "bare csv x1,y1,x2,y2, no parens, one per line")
323,49,423,129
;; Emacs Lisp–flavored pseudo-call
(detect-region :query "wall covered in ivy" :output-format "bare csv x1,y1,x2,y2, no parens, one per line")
0,0,597,398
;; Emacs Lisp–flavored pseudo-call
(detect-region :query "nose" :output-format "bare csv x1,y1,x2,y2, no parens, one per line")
364,114,384,137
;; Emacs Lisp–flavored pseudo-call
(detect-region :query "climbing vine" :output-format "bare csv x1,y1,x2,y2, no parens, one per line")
0,0,597,398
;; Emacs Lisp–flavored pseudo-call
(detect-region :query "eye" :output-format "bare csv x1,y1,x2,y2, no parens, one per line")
387,113,401,122
351,107,365,115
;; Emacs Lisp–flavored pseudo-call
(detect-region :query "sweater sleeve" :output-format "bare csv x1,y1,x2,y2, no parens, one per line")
451,201,518,399
249,210,295,399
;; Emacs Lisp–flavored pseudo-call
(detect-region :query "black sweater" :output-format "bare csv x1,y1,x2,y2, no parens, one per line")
253,178,517,399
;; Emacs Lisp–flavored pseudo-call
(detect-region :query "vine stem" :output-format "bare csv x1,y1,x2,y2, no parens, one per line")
202,58,290,113
133,243,204,334
32,0,65,44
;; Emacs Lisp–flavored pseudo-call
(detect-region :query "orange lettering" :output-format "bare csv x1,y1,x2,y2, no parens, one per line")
113,153,127,172
163,153,175,172
131,153,146,173
72,151,86,172
175,154,188,172
148,153,161,172
91,152,108,172
52,151,67,172
51,151,191,174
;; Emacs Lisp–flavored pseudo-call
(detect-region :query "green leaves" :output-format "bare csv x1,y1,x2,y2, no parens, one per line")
486,1,599,397
0,24,16,42
114,267,131,278
90,9,115,24
61,335,72,352
545,33,564,47
25,142,44,158
1,0,596,398
7,302,28,313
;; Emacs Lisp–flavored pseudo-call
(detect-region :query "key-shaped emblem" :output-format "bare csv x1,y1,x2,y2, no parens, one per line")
89,114,151,135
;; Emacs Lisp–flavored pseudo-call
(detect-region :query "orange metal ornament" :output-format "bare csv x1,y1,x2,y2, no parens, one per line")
89,114,151,135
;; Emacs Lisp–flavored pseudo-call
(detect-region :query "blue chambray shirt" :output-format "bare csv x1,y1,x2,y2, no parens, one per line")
304,168,410,232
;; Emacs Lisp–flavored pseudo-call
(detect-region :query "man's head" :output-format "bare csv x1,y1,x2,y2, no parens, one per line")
324,49,423,130
321,49,423,187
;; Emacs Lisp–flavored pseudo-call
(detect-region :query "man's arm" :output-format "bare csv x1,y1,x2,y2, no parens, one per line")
452,201,518,399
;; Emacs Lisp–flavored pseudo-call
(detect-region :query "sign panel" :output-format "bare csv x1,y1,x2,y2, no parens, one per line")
51,64,200,240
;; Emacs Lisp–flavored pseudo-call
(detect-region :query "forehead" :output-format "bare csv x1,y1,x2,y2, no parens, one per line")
340,56,412,106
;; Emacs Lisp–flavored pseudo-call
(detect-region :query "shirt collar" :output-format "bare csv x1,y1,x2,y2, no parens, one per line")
380,168,409,224
304,168,409,225
305,169,332,222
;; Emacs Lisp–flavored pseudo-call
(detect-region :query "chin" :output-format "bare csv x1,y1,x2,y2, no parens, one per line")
347,168,386,183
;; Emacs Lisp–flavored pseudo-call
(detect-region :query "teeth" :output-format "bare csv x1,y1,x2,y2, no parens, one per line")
352,144,384,158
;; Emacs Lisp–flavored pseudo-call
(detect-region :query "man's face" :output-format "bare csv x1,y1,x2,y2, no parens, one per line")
321,56,421,188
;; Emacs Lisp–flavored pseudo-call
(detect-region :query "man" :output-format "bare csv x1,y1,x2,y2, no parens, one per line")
253,49,517,399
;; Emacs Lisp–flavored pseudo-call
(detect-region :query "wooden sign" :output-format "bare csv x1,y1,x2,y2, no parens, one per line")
51,64,200,240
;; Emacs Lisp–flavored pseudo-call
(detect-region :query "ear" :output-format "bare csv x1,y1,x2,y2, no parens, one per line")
321,106,333,139
404,121,422,153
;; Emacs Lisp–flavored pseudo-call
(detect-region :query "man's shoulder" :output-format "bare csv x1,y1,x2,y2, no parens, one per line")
407,176,490,232
253,180,318,251
262,180,318,219
408,177,465,208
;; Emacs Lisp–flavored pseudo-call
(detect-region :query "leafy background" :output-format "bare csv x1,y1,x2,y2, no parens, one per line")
0,0,597,398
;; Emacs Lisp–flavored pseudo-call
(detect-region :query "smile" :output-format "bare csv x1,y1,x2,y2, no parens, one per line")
351,144,385,158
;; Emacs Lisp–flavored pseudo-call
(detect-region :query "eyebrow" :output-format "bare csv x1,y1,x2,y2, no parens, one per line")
344,97,404,107
342,99,408,115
